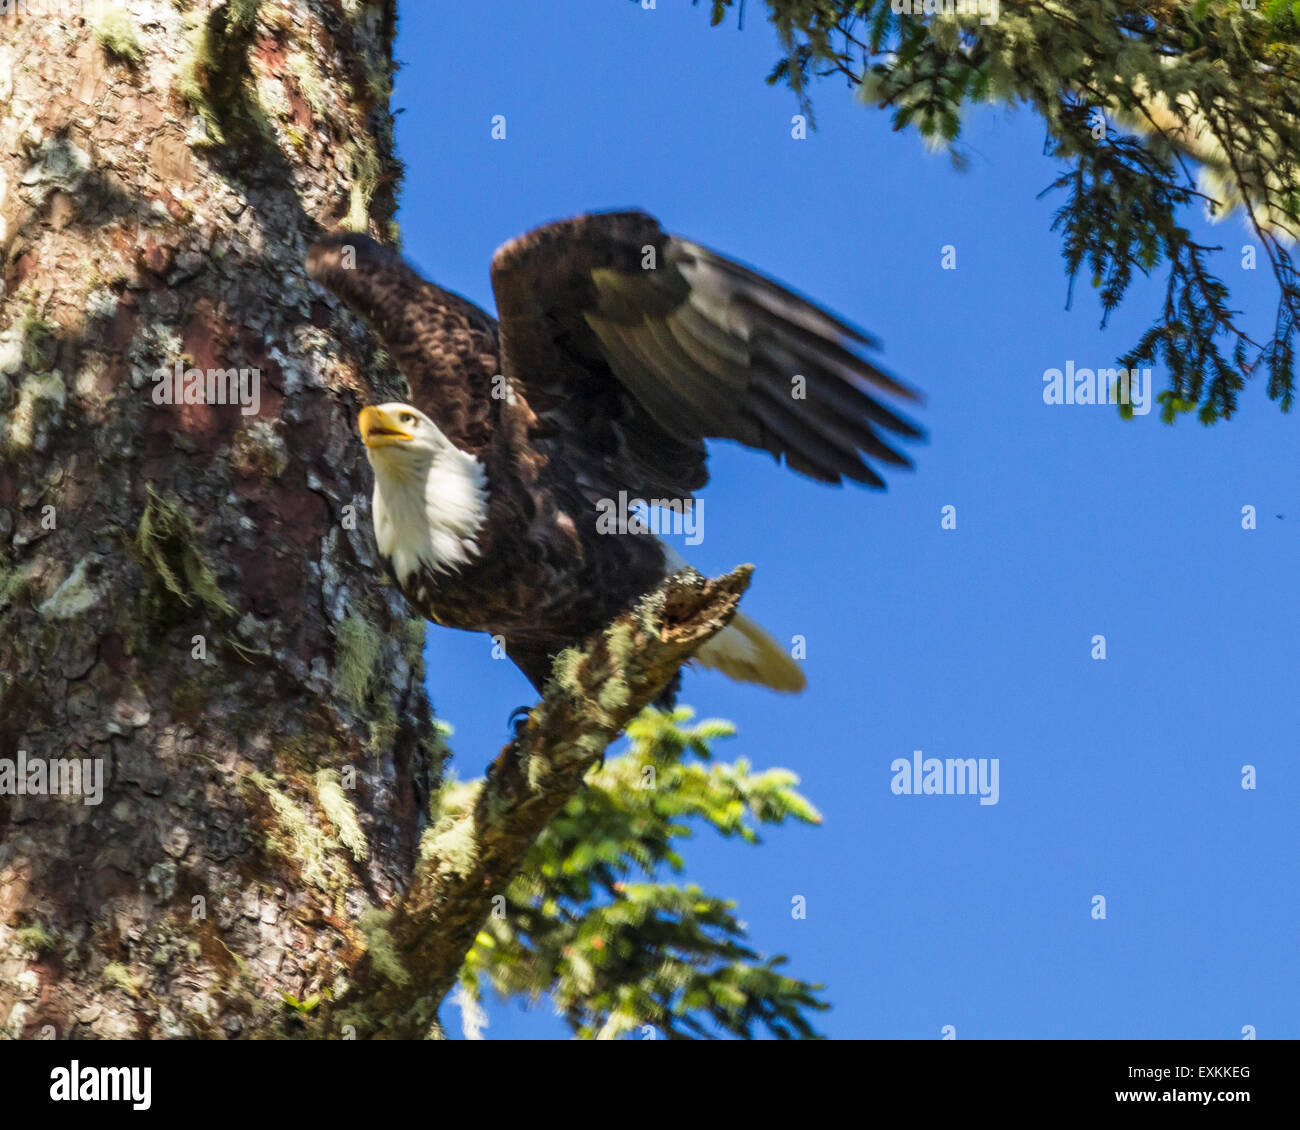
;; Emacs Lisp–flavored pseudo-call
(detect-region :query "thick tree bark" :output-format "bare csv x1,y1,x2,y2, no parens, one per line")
0,0,435,1040
0,1,747,1040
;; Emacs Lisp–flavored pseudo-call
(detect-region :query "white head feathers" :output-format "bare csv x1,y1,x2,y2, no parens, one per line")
358,402,489,581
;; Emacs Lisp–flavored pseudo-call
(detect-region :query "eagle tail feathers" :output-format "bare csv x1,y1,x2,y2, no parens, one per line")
693,610,806,694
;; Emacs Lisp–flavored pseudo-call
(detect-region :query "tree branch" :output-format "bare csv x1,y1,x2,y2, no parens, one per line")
325,564,754,1039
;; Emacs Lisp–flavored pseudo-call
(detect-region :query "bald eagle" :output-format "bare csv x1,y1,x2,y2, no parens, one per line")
306,211,922,698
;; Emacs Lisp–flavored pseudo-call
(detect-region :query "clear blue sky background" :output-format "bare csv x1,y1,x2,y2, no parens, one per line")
391,1,1298,1039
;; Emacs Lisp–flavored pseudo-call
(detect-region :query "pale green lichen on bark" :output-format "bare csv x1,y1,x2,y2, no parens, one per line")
245,769,371,893
2,370,65,455
101,962,143,997
38,555,105,620
14,923,55,958
230,418,289,483
93,5,144,66
343,138,381,232
335,613,380,710
604,621,638,670
597,677,631,713
2,308,65,456
547,646,585,695
315,769,368,863
333,610,403,755
176,0,265,147
422,807,482,880
131,484,235,619
0,558,31,614
355,908,409,986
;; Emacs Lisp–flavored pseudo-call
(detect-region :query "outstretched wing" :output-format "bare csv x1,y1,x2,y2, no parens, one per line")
489,210,923,500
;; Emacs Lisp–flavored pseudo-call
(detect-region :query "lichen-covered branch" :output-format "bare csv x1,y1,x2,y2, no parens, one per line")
325,565,753,1040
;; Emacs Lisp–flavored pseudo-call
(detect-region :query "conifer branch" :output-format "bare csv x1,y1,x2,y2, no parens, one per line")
323,566,753,1039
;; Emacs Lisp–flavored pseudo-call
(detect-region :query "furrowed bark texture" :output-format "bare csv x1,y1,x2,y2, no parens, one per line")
0,0,439,1039
0,0,749,1041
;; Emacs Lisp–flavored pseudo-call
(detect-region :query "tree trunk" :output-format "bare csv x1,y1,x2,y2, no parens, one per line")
0,0,437,1040
0,1,750,1042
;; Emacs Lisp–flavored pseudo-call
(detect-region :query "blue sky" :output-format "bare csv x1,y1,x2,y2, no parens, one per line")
392,1,1298,1039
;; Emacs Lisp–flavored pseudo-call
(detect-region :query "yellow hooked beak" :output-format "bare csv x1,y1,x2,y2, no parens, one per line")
358,405,413,448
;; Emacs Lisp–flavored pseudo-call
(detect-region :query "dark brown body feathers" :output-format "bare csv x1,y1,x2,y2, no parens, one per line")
306,212,921,692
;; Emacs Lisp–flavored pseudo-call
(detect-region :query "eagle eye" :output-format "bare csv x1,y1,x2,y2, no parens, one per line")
400,413,414,425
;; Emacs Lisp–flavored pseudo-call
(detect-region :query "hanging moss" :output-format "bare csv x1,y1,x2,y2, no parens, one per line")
0,560,32,616
18,309,58,371
14,923,55,958
285,50,330,119
246,770,339,892
355,908,409,987
365,699,398,759
343,138,381,232
177,0,265,147
101,962,143,997
315,769,368,863
335,613,380,712
332,610,402,756
94,6,144,66
129,484,236,627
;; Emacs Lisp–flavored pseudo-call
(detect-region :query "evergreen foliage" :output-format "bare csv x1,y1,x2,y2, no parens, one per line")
704,0,1300,422
455,709,827,1039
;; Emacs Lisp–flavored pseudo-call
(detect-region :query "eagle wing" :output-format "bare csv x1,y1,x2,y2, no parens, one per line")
306,231,502,455
489,210,922,500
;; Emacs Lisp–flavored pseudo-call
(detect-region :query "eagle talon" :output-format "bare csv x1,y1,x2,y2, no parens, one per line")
507,705,533,739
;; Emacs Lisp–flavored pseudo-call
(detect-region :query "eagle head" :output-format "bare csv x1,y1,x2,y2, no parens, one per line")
359,402,427,452
358,401,465,482
358,402,490,579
